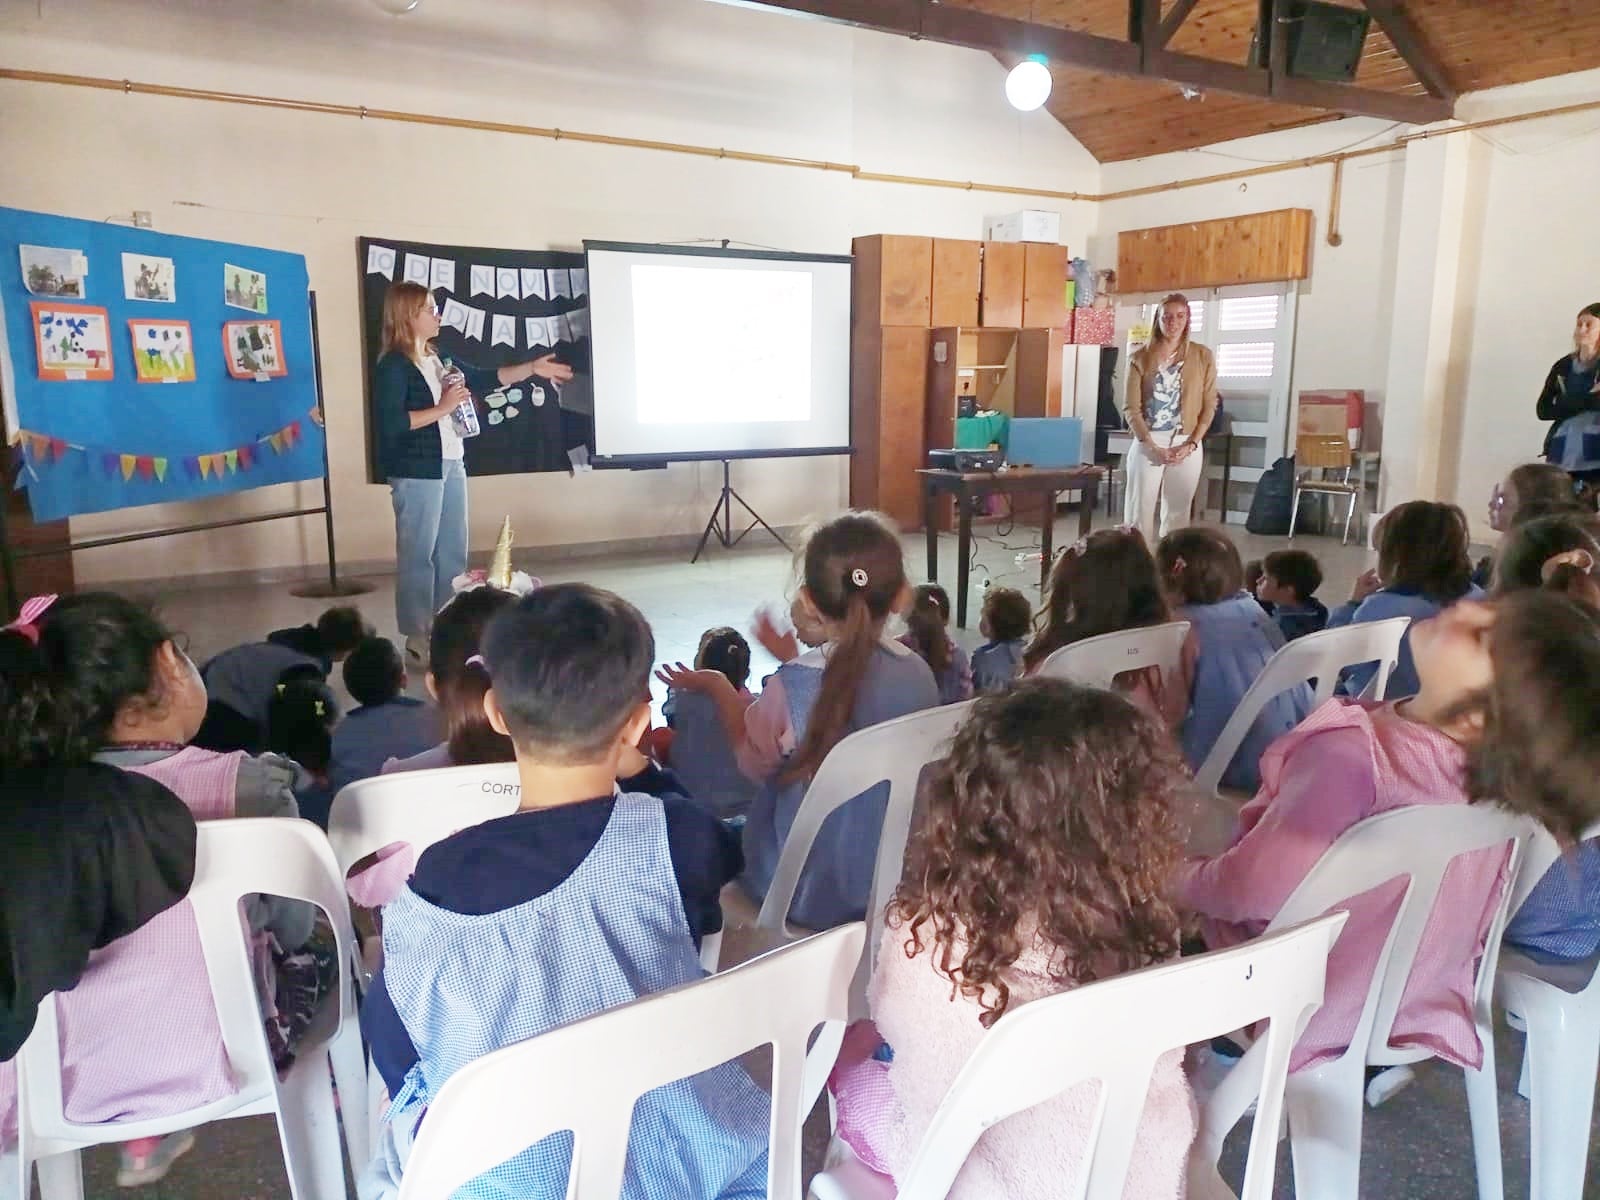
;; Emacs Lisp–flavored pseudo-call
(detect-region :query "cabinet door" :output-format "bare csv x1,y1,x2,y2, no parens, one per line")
980,241,1025,328
931,240,981,327
1022,242,1068,329
853,235,932,326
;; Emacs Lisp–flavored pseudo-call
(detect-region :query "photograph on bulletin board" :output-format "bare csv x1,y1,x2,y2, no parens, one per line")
0,204,325,522
358,235,593,482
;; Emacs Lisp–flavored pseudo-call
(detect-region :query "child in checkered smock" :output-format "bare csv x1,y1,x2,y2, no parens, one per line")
828,681,1196,1198
360,584,764,1200
0,593,331,1188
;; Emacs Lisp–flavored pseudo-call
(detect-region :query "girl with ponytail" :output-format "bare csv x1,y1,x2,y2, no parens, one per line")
899,583,972,704
657,511,940,928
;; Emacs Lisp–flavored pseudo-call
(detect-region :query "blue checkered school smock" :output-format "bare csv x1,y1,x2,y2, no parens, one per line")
363,792,769,1200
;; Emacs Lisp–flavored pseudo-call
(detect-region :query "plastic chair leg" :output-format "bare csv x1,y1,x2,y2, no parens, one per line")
33,1151,83,1200
327,1019,371,1174
1462,1041,1506,1200
1522,992,1600,1200
1341,495,1355,545
366,1058,387,1168
1285,1057,1365,1200
273,1050,348,1200
1289,489,1303,541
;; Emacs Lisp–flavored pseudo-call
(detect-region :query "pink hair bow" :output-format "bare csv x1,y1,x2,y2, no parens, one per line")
4,594,58,645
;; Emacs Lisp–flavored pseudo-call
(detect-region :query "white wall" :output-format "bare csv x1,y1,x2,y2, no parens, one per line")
1088,68,1600,540
0,0,1100,585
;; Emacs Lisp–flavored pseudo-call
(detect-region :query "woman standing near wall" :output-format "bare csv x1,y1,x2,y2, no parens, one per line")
371,282,572,665
1537,302,1600,486
1123,293,1219,544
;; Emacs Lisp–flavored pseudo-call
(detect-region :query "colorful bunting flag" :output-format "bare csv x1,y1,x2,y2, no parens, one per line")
153,458,168,482
224,450,239,474
120,455,137,482
238,445,255,470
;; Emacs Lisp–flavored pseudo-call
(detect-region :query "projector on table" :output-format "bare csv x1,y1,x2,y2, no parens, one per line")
928,448,1002,472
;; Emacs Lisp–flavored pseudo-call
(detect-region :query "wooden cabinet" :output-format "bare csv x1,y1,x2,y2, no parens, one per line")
850,325,928,529
1116,208,1313,293
853,235,932,326
1021,242,1069,329
930,239,981,327
1,461,73,609
979,241,1024,327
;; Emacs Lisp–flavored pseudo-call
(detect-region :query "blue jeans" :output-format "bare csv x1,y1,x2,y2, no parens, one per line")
390,459,467,638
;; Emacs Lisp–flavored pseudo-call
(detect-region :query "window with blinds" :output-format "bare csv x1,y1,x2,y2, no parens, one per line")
1216,341,1276,378
1218,294,1279,331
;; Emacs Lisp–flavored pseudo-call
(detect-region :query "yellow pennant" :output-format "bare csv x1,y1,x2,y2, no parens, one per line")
120,454,137,481
199,455,213,480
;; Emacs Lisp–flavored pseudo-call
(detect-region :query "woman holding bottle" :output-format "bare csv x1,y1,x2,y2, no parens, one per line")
1122,293,1219,544
1537,301,1600,486
371,281,571,665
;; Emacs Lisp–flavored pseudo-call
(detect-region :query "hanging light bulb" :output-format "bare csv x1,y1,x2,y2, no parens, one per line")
372,0,422,14
1005,54,1053,112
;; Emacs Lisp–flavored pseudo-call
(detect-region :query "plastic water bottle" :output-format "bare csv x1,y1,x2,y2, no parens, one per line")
441,358,480,438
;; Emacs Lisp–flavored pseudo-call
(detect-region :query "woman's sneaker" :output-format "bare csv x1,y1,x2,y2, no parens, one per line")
117,1130,196,1187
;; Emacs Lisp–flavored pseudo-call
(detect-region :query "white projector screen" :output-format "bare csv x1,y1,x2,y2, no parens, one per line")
585,241,853,463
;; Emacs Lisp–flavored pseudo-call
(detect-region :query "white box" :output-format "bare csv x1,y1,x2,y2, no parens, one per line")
984,209,1061,244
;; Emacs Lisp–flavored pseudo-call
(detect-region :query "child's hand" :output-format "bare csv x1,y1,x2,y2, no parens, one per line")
1351,567,1382,604
654,662,732,693
751,608,801,663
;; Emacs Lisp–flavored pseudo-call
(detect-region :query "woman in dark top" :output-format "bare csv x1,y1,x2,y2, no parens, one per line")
1537,301,1600,484
372,282,571,665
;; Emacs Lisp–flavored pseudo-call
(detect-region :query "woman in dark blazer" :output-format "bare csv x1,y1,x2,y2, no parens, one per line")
373,281,571,664
1537,301,1600,485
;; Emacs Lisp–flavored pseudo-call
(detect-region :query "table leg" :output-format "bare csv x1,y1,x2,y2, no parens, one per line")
924,484,938,583
1078,483,1095,540
956,489,972,629
1220,437,1233,525
1040,490,1057,595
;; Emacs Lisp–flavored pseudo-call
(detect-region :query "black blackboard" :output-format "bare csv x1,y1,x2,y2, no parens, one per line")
357,236,593,481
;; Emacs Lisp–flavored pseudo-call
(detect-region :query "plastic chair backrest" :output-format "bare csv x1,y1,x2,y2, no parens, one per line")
1265,804,1529,1072
1035,621,1191,691
757,701,972,953
394,922,866,1200
17,819,358,1143
326,762,522,880
889,915,1346,1200
1193,617,1410,794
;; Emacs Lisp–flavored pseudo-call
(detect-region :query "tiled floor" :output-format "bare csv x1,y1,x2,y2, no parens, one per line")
46,509,1569,1200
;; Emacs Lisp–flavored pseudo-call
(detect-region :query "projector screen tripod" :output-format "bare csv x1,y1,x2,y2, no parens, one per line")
691,459,790,563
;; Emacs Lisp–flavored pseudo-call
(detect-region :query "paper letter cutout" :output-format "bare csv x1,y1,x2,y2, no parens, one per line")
548,269,572,299
464,306,486,341
491,313,516,347
440,299,469,333
470,265,494,297
555,313,574,343
366,245,397,279
520,269,546,300
496,268,520,300
571,268,587,297
429,258,456,293
568,307,589,339
403,253,431,287
525,317,544,348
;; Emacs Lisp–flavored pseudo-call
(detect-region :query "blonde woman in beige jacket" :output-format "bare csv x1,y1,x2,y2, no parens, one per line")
1123,293,1219,543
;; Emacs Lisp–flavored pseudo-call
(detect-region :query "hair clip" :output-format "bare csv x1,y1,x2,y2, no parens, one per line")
2,594,57,646
1542,548,1596,583
276,683,287,696
466,653,488,670
314,700,326,718
1069,537,1089,556
850,568,869,588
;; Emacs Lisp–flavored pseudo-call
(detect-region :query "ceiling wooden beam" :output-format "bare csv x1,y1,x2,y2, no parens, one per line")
1362,0,1457,100
727,0,1453,125
1157,0,1202,50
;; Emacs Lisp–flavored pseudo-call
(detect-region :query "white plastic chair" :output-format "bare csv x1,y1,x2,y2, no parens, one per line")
809,914,1347,1200
1496,818,1600,1200
754,702,973,990
1193,617,1410,795
394,922,866,1200
10,819,367,1200
1199,804,1532,1200
1035,621,1191,690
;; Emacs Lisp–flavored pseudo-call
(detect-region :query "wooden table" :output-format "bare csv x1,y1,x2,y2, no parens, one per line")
918,465,1106,628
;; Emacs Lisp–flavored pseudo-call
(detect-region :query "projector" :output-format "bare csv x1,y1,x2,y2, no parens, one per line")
928,448,1003,472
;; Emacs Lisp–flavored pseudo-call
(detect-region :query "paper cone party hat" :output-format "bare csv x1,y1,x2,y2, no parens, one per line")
488,516,514,589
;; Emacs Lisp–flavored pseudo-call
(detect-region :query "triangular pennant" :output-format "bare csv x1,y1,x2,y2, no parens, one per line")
120,454,137,481
224,450,239,473
135,456,155,481
238,445,255,470
198,455,213,480
48,438,67,462
184,457,201,480
102,453,120,477
153,457,168,482
289,421,302,444
267,432,284,454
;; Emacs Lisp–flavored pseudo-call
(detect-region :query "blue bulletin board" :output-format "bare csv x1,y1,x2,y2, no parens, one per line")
0,206,325,521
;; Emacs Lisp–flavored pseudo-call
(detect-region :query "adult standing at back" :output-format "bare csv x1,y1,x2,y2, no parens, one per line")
372,282,572,665
1537,301,1600,486
1123,293,1219,545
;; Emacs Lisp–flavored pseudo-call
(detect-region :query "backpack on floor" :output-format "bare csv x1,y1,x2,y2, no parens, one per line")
1246,455,1297,536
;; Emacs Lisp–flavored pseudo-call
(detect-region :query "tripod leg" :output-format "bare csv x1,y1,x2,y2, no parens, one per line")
727,486,791,551
691,495,726,564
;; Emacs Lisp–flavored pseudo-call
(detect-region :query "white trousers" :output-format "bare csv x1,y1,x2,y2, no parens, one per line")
1124,429,1204,545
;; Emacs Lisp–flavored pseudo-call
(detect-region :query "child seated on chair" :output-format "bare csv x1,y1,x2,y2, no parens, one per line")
828,680,1195,1198
1257,549,1329,642
266,677,341,830
194,604,372,754
1021,527,1190,726
657,626,761,820
1179,595,1525,1076
329,636,439,793
1489,511,1600,594
1157,527,1310,793
656,512,939,931
899,583,972,704
0,593,334,1188
1330,501,1484,699
969,585,1031,693
359,584,762,1200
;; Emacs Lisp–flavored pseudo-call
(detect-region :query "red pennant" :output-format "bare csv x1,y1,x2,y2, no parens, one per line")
135,455,155,480
288,421,301,445
238,444,255,470
48,438,68,462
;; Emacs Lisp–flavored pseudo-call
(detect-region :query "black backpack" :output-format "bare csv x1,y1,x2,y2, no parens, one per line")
1246,455,1297,536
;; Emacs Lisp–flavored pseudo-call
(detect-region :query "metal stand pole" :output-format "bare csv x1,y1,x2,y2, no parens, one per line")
689,459,790,563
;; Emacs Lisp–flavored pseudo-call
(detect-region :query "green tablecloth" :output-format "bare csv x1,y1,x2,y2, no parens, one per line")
955,411,1009,451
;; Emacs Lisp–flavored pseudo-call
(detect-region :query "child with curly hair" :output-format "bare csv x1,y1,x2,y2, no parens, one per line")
828,679,1195,1197
969,586,1031,693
